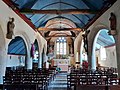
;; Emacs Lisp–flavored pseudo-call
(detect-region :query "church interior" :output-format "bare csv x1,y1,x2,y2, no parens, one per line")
0,0,120,90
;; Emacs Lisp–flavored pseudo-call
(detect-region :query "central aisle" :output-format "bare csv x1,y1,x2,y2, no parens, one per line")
48,72,68,90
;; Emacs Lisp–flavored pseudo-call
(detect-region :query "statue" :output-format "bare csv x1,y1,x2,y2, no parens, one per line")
6,18,15,39
108,12,117,35
82,30,90,54
30,44,35,58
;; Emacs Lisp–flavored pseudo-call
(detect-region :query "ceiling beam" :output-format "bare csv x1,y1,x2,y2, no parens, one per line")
37,28,82,32
50,33,69,36
20,9,99,14
46,35,74,37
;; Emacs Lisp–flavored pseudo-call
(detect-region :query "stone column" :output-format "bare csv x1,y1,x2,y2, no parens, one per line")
38,53,42,68
76,51,80,67
0,49,6,84
80,41,84,67
91,43,96,70
115,36,120,78
90,30,101,70
87,37,93,70
76,52,79,62
42,50,46,68
26,51,33,69
80,52,83,68
91,32,99,70
42,54,48,68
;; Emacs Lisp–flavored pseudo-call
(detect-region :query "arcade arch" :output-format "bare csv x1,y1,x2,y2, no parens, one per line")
7,36,27,67
91,29,116,70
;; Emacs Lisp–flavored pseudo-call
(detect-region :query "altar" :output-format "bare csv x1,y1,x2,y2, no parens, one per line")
54,59,70,71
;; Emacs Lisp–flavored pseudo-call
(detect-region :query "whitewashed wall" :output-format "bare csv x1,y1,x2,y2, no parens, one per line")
0,1,47,83
74,0,120,77
87,1,120,72
96,46,117,68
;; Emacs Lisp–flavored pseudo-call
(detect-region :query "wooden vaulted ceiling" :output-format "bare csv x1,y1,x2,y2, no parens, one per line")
3,0,117,41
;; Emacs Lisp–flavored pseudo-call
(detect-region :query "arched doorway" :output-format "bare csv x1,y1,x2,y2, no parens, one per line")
7,36,27,67
92,29,116,70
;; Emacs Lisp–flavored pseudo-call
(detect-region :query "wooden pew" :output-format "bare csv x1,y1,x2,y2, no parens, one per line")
67,68,119,90
3,67,57,90
3,84,37,90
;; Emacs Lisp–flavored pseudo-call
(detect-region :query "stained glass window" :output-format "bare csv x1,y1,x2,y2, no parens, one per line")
56,37,66,55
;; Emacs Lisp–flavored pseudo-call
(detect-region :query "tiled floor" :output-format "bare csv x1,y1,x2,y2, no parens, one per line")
48,72,68,90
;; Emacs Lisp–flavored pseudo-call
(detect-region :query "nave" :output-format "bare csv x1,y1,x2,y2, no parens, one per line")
48,72,67,90
1,0,120,90
3,66,120,90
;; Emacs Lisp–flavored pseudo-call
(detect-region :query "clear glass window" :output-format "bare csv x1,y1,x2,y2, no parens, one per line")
56,37,66,55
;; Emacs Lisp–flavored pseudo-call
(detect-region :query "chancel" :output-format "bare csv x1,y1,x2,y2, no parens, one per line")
0,0,120,90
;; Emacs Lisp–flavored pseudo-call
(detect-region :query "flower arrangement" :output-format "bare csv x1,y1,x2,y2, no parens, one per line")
82,60,88,69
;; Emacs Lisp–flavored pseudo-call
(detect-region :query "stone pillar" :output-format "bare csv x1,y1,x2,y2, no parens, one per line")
89,30,101,70
91,32,99,70
80,52,83,68
76,52,79,62
87,38,92,70
38,53,42,68
78,52,80,66
115,36,120,78
70,38,74,55
42,52,44,68
75,51,80,68
26,52,33,69
0,49,6,84
42,53,48,68
80,40,84,67
42,50,46,68
91,43,96,70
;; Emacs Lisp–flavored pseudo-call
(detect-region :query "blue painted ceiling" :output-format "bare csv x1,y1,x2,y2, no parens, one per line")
96,29,115,47
11,0,111,28
9,0,116,47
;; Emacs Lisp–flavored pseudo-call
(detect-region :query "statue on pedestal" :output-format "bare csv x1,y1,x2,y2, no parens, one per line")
108,12,117,35
6,18,15,39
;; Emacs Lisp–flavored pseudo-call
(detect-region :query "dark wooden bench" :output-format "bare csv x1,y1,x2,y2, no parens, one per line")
3,84,38,90
67,72,119,90
76,85,110,90
3,67,57,90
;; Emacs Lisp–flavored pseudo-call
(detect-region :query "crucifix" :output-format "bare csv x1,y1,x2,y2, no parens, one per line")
82,30,90,54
